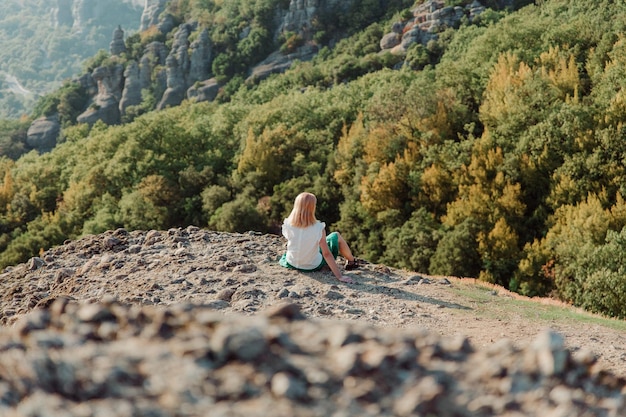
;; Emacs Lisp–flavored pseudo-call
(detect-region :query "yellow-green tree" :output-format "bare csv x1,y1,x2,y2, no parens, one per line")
439,137,525,285
520,192,626,306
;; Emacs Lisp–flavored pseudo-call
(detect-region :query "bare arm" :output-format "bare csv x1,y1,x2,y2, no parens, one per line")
319,231,354,283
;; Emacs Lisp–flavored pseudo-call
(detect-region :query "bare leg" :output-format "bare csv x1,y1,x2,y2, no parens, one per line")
336,232,355,262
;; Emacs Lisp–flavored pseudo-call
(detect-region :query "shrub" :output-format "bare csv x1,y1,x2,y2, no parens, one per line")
280,32,305,55
430,219,482,278
209,195,268,233
202,185,231,217
578,228,626,318
381,208,442,273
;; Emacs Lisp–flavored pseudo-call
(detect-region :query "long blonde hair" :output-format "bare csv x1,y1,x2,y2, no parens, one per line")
287,192,317,227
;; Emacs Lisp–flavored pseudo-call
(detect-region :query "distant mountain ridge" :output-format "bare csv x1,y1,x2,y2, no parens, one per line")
25,0,522,153
0,0,145,118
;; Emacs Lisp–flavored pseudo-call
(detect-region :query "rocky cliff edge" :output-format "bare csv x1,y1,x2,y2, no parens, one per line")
0,227,624,416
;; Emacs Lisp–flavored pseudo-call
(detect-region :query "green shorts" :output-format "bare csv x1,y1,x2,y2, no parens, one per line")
280,232,339,271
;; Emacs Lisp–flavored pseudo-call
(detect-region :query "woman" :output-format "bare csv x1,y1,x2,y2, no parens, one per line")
279,192,359,283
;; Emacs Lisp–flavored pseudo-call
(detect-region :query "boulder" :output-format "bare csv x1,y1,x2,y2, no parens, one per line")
26,115,61,153
187,78,220,103
400,27,436,52
380,32,401,50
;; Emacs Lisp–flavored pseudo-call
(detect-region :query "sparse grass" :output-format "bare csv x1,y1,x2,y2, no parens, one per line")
449,279,626,332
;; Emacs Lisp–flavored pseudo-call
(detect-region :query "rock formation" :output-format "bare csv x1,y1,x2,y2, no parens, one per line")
279,0,354,38
144,41,169,66
248,46,317,83
172,24,194,80
188,78,220,103
380,32,401,50
380,0,487,55
76,66,122,126
158,13,177,34
140,0,168,31
119,61,142,115
109,25,127,56
280,0,318,38
137,55,152,90
41,0,508,141
26,114,61,153
188,28,212,85
76,72,98,97
156,24,195,110
155,54,185,110
247,0,356,83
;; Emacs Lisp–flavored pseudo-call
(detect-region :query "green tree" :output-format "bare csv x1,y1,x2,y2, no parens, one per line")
381,208,442,273
209,193,268,233
577,228,626,318
430,219,482,278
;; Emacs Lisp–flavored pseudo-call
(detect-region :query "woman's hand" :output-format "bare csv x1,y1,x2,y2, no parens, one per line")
338,275,355,284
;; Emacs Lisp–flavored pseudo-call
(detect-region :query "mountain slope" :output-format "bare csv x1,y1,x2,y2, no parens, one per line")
2,228,625,378
2,0,626,320
0,0,143,118
0,228,624,415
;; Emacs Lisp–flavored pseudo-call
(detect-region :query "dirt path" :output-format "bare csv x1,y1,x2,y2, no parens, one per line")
293,266,626,379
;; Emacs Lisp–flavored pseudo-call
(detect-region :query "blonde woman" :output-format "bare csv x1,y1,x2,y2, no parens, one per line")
279,192,359,283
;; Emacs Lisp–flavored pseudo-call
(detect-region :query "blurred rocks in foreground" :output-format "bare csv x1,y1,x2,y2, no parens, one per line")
0,299,623,417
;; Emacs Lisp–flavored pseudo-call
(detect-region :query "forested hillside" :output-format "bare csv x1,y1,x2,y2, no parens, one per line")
0,0,143,118
1,0,626,318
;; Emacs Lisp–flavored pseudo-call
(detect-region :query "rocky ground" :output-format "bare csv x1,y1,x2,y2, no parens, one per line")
0,227,624,416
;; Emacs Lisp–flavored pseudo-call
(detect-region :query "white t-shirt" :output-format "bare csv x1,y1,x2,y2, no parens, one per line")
282,220,325,270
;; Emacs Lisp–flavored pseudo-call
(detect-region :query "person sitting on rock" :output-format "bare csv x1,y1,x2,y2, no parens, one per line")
279,192,360,283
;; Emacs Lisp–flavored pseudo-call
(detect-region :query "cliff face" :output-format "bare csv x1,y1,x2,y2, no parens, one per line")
77,0,490,122
75,0,360,126
379,0,488,55
140,0,168,31
29,0,518,148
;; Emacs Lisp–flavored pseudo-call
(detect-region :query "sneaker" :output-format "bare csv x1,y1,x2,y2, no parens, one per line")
344,259,361,270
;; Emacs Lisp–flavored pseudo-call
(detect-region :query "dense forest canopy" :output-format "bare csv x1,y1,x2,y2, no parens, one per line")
1,0,626,318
